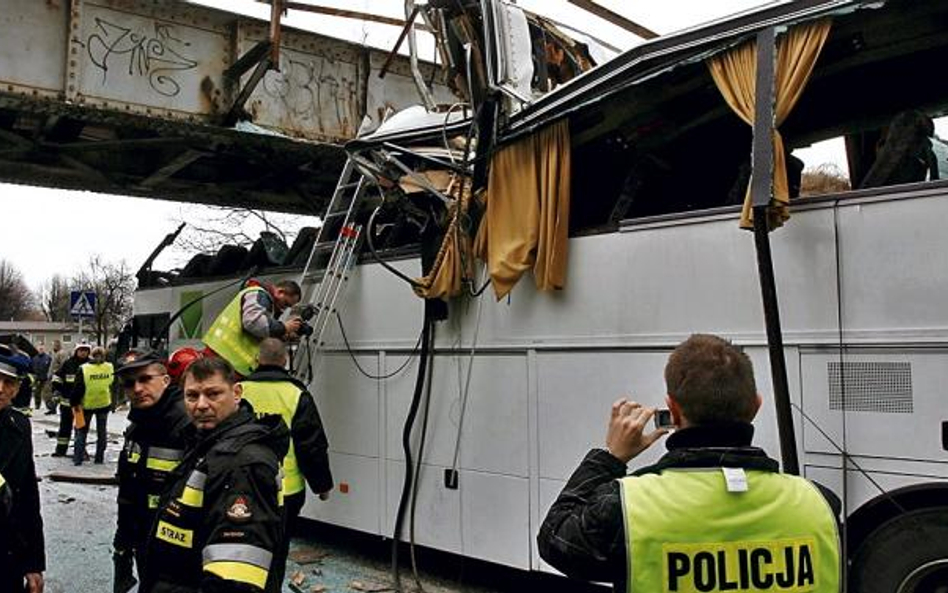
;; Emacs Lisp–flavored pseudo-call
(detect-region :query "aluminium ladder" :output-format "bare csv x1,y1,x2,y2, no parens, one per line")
293,157,368,376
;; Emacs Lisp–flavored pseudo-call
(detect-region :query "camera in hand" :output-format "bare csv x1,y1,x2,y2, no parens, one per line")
654,408,675,430
295,304,316,338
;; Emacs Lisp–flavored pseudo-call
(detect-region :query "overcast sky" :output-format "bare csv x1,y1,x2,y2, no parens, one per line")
1,0,808,292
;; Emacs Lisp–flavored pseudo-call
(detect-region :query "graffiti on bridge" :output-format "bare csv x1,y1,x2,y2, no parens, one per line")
85,17,198,97
261,52,359,135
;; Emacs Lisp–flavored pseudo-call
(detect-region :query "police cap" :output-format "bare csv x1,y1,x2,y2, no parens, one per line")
0,344,30,379
115,347,167,375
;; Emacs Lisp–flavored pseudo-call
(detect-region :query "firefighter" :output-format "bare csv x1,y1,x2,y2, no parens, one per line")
112,348,191,593
202,279,304,377
71,345,114,465
51,342,91,456
240,338,333,587
538,334,841,593
0,345,45,593
141,356,288,593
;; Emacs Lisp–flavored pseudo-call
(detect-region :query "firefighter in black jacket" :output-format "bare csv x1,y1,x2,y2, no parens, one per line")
141,356,289,593
52,342,91,456
0,345,45,593
112,348,191,593
240,338,333,588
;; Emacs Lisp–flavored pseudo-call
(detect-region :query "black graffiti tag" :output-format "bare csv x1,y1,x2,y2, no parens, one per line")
86,17,198,97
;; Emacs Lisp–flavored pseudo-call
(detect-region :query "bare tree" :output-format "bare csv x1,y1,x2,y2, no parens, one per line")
0,259,33,321
174,207,308,254
38,274,71,322
71,257,135,344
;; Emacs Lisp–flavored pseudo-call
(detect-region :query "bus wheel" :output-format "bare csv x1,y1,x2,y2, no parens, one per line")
850,507,948,593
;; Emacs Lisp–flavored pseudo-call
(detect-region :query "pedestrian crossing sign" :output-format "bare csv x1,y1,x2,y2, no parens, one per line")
70,290,96,318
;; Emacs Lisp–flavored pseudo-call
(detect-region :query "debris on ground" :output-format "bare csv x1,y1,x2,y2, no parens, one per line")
311,567,323,576
310,585,327,593
289,545,329,564
291,570,307,586
349,580,394,592
48,472,119,485
57,495,76,504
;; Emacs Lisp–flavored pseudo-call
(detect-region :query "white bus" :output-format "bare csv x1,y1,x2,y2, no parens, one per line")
134,1,948,590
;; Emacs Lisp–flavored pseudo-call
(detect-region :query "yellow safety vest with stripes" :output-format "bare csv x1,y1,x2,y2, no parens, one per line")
240,380,305,495
81,361,114,410
203,286,268,377
619,469,840,593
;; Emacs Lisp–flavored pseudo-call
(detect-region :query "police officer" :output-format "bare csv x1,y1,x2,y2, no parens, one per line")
0,345,45,593
51,342,91,456
71,346,115,466
202,279,303,377
240,338,333,587
112,348,191,593
141,356,289,593
538,334,841,592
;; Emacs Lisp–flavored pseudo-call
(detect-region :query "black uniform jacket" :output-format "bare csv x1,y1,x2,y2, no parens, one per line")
54,355,85,399
537,423,841,592
115,385,192,553
142,403,289,593
0,407,45,576
244,365,333,495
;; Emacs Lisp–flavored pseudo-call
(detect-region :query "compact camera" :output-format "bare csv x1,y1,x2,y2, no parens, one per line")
653,408,675,430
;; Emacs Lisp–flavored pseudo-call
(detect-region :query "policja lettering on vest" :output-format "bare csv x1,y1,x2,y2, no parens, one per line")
664,539,816,592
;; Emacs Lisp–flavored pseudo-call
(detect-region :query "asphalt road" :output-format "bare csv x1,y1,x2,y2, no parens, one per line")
27,409,604,593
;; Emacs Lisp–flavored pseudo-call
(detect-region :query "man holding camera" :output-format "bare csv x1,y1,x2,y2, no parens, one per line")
538,334,841,592
203,279,304,377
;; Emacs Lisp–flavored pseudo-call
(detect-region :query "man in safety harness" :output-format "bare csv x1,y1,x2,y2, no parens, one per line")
202,279,304,378
538,334,841,592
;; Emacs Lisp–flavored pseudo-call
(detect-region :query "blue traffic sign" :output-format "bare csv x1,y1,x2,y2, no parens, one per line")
70,290,96,318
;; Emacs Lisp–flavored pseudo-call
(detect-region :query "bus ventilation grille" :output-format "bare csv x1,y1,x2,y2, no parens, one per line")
827,361,913,413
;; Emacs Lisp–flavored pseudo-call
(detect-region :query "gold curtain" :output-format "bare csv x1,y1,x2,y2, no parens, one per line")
708,19,831,230
474,119,571,299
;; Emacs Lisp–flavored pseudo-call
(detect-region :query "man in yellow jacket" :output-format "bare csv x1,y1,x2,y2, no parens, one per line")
538,334,841,592
71,346,115,465
203,280,304,377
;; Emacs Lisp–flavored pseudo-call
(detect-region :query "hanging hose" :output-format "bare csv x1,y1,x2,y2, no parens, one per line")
408,323,436,592
391,316,434,592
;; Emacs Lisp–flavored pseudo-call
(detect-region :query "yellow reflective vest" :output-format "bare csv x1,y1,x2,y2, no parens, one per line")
619,468,840,593
81,362,114,410
241,380,305,495
203,286,267,377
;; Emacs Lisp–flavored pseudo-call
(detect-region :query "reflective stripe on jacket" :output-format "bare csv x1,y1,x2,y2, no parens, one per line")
80,362,114,409
619,469,840,593
203,286,268,377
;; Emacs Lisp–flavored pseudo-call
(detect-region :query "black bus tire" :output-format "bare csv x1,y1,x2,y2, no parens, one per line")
850,507,948,593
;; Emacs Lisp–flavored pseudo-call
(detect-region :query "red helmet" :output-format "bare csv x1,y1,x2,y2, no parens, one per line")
167,347,203,383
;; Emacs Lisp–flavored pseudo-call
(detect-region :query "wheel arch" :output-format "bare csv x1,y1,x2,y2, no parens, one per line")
846,482,948,556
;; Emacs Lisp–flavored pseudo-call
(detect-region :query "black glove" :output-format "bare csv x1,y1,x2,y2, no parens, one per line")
112,549,137,593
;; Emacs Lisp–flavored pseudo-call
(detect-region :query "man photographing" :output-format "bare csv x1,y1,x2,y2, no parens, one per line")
538,334,841,592
203,279,304,377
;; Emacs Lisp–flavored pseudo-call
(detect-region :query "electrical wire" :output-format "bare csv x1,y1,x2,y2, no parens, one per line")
335,312,422,380
448,268,488,481
367,200,424,289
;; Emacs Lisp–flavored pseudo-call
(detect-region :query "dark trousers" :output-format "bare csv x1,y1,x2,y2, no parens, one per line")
55,404,73,455
32,380,46,408
73,408,109,464
271,492,306,592
0,573,25,592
